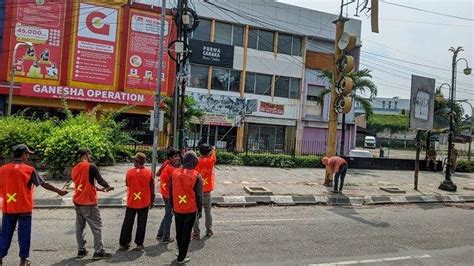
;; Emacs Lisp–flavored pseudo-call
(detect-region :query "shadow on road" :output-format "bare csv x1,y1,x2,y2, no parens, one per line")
188,236,209,252
327,206,390,228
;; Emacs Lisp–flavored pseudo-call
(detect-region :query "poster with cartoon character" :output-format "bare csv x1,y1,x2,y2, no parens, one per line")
8,0,65,82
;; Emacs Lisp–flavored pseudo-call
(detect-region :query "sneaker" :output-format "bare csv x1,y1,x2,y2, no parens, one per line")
162,237,175,243
176,256,191,264
175,250,179,257
331,190,339,193
119,245,130,251
133,245,145,251
76,249,89,258
191,233,200,240
20,259,31,266
92,250,112,260
206,230,213,237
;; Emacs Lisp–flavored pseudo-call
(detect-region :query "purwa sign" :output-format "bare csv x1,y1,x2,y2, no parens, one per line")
19,83,154,106
189,39,234,68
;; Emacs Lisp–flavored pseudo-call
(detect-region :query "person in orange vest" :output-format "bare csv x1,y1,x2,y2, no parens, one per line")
119,152,154,251
156,148,181,243
0,144,68,266
72,148,114,260
322,156,348,193
170,151,202,264
192,144,216,240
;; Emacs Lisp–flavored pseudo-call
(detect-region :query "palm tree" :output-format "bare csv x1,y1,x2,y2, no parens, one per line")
434,88,465,135
317,69,377,155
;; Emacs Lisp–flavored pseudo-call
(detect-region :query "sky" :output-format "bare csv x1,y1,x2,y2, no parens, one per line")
279,0,473,115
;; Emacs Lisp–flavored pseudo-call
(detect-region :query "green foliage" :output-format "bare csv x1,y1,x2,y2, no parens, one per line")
216,153,322,168
163,96,204,131
216,152,242,165
0,116,56,159
368,114,409,133
457,160,474,173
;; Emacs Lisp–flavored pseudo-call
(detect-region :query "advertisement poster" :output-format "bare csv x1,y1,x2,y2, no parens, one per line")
409,75,435,130
72,3,119,85
9,0,66,82
260,101,285,115
125,9,171,90
189,39,234,68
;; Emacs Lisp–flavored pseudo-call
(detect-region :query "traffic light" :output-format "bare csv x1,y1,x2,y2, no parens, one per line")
334,32,357,114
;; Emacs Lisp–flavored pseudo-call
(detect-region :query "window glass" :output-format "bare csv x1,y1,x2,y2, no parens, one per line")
290,78,301,99
277,33,292,55
245,72,256,93
229,70,241,92
215,21,232,45
211,67,229,91
248,28,258,49
291,36,302,56
190,64,208,89
258,30,274,52
233,25,244,46
192,19,211,41
274,76,290,98
255,74,272,96
275,126,285,150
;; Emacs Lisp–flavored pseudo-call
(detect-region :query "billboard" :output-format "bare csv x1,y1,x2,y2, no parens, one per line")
124,9,172,91
409,75,436,130
70,2,120,87
189,39,234,68
7,0,66,84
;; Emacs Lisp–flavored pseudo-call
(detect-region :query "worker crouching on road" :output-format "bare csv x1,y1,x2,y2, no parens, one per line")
157,148,181,243
0,144,68,266
72,148,114,260
170,151,203,264
119,153,154,251
322,156,348,193
192,144,216,239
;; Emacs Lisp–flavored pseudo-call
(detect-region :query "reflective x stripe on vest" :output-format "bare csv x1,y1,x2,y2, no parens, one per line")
6,193,17,203
178,195,187,204
134,192,142,200
77,184,83,192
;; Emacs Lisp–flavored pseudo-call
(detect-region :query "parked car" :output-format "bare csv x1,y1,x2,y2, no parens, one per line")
349,149,374,158
364,136,376,149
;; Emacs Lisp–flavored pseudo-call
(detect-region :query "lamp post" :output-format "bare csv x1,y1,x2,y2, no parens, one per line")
439,47,472,192
7,42,33,116
457,99,473,161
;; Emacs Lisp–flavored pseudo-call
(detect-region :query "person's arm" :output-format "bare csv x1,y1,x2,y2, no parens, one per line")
169,176,174,211
194,174,203,215
30,170,68,196
89,164,114,192
149,173,155,208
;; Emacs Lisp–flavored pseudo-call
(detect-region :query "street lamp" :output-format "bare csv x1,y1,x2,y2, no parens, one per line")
457,99,473,161
439,47,471,192
7,41,33,116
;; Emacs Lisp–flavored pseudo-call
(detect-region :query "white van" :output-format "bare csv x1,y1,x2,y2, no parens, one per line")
364,136,376,149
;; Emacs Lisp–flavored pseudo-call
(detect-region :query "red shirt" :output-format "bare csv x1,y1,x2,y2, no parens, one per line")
195,152,216,193
159,164,177,199
126,167,153,209
327,156,347,173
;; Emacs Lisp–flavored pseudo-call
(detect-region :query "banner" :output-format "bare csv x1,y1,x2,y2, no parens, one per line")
409,75,435,130
189,39,234,68
19,83,154,107
8,0,66,82
125,9,172,90
188,91,245,115
260,101,285,115
71,3,119,85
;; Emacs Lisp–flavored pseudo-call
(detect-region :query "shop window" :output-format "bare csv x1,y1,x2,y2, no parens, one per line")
247,124,286,151
215,21,232,45
192,18,211,41
211,67,241,92
255,73,272,96
190,64,209,89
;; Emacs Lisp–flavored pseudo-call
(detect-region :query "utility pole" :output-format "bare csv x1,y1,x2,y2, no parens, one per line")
151,0,167,176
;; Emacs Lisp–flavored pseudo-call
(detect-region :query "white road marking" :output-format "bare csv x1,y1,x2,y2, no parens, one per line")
311,254,431,265
214,217,324,223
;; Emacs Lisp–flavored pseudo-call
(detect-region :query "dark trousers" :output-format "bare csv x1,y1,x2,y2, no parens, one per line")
119,207,149,247
157,198,173,239
175,212,196,261
0,214,32,259
334,164,348,191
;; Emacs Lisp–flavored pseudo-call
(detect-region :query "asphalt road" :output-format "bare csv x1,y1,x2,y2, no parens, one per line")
1,204,473,265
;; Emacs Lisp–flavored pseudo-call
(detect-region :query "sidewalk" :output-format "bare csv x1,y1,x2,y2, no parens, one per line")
35,164,474,207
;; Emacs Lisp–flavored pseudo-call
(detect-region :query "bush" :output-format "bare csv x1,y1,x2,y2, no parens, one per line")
236,153,321,168
216,152,242,165
457,160,474,173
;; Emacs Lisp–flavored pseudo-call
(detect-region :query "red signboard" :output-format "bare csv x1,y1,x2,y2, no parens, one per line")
8,0,66,82
72,3,120,85
259,101,285,115
125,9,172,90
17,83,154,107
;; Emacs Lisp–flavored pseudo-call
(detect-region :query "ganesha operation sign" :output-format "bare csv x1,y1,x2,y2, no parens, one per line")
19,84,154,107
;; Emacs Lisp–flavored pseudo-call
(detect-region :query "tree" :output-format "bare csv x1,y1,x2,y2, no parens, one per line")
317,68,377,118
434,88,464,135
163,95,204,143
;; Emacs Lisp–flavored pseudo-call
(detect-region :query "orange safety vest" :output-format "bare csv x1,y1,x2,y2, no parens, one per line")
172,168,198,214
159,164,177,199
196,153,216,193
126,167,152,209
71,161,97,205
0,163,35,214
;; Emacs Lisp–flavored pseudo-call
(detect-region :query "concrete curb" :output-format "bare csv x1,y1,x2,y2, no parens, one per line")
34,194,474,208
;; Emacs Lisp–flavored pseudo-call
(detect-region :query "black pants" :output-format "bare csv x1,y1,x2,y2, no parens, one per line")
119,207,149,247
175,212,196,261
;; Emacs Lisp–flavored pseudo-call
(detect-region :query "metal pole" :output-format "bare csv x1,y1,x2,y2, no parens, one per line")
7,44,21,116
414,130,420,190
151,0,167,176
340,113,346,156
